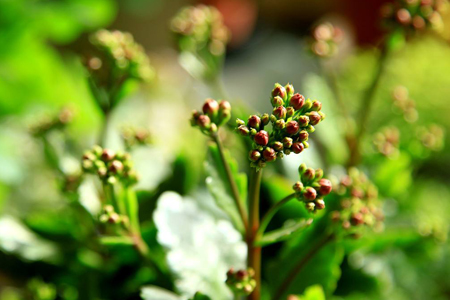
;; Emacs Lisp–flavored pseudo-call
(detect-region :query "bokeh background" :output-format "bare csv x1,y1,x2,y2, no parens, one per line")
1,0,450,299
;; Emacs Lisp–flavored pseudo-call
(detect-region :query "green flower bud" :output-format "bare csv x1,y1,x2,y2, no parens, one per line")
271,96,284,107
298,163,307,174
303,168,315,181
285,83,295,98
298,116,309,127
275,119,286,130
305,202,315,212
273,141,283,151
236,118,245,126
261,113,270,125
315,168,324,180
286,107,295,118
282,137,293,148
303,99,313,110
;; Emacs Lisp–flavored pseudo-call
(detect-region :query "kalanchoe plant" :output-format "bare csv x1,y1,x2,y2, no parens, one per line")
226,268,257,296
171,5,230,81
330,168,384,237
381,0,449,34
309,22,344,58
191,98,231,136
236,83,325,170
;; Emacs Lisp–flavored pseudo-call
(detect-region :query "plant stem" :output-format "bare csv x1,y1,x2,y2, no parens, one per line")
347,46,389,167
98,110,111,147
247,168,262,300
273,233,335,300
255,193,296,241
213,134,249,231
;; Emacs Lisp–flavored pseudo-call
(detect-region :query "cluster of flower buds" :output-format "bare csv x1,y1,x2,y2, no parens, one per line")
236,83,325,169
99,205,129,226
381,0,448,33
29,108,73,136
225,268,256,295
330,168,383,235
309,22,344,58
171,5,230,58
191,98,231,136
373,126,401,157
121,126,152,150
417,124,445,151
89,29,155,82
81,145,138,186
391,86,418,123
292,164,332,212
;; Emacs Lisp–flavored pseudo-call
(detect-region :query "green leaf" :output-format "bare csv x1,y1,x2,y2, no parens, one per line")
298,285,325,300
189,292,212,300
99,236,134,246
205,144,247,233
256,218,313,247
373,152,412,197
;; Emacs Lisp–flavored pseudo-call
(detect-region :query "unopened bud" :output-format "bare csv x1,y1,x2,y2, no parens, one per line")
273,141,283,151
272,83,287,100
109,160,124,173
286,121,300,135
396,8,411,25
318,178,332,195
292,142,304,154
101,149,115,161
273,106,287,119
305,202,315,212
293,181,304,192
299,164,307,174
236,118,245,126
289,93,305,110
298,116,309,127
351,213,364,226
303,168,315,181
285,83,295,98
261,113,270,125
286,107,295,118
275,119,286,129
315,199,325,210
311,100,322,111
249,150,261,162
298,130,309,141
307,111,321,125
248,115,261,129
271,96,284,107
282,137,293,148
263,147,276,162
202,98,219,117
315,169,324,180
303,187,317,201
197,115,211,128
238,125,250,136
254,130,269,146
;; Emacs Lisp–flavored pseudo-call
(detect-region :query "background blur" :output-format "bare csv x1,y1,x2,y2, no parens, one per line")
1,0,450,299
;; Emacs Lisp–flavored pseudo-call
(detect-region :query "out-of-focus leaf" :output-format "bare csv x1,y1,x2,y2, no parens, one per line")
373,152,412,197
141,286,180,300
153,192,246,300
205,144,247,233
189,292,212,300
298,285,325,300
99,236,135,246
256,218,313,247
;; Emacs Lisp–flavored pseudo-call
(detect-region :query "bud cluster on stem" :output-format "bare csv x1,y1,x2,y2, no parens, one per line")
310,22,344,58
191,98,231,136
236,83,326,170
226,268,257,296
293,164,332,212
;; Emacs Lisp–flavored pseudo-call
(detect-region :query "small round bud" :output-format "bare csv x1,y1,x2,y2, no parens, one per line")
315,199,325,210
238,125,250,136
249,150,261,162
236,270,247,280
298,130,309,141
299,163,307,174
271,96,284,107
293,181,304,192
248,115,261,129
109,160,124,174
303,168,315,181
261,113,270,125
307,111,321,126
254,131,269,146
318,178,332,195
315,169,324,180
202,98,219,116
286,107,295,118
350,213,364,226
285,83,295,97
275,119,286,130
197,115,211,128
263,147,276,162
303,187,317,201
305,202,315,212
273,141,283,151
303,99,313,110
219,100,231,111
236,118,245,126
396,8,411,25
273,106,287,119
289,93,305,110
282,137,293,148
272,84,287,100
311,100,322,111
286,121,300,135
101,149,115,161
292,142,304,154
412,15,426,29
250,128,257,136
108,213,120,224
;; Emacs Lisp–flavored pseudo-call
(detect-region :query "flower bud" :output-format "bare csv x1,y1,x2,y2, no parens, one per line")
292,142,304,154
261,113,270,125
236,118,245,126
293,181,304,192
271,96,284,107
248,115,261,129
286,107,295,118
109,160,124,174
396,8,411,25
315,199,325,210
238,125,250,136
298,130,309,141
273,106,287,119
307,111,321,125
350,213,364,226
263,147,276,162
254,130,269,145
318,178,332,195
275,119,286,130
197,115,211,128
236,270,247,280
298,116,309,127
285,83,294,98
219,100,231,112
303,99,313,110
282,137,293,148
289,93,305,110
303,187,317,201
219,109,231,125
202,98,219,117
209,123,218,133
286,121,300,135
272,83,287,100
303,168,315,181
273,141,283,151
315,169,324,180
311,100,322,111
92,145,103,156
305,202,315,212
249,150,261,162
101,149,116,161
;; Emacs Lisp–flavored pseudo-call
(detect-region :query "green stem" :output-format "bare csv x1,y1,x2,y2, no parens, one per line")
98,110,111,147
348,46,389,167
213,134,249,231
247,168,262,300
273,233,335,300
255,193,296,242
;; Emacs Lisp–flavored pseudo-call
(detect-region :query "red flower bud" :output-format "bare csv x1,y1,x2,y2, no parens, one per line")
286,121,300,135
109,160,124,173
311,100,322,111
261,113,270,125
203,98,219,115
273,106,287,119
197,115,211,128
248,115,261,129
303,187,317,201
293,181,304,192
238,125,250,136
286,107,295,117
292,142,304,154
396,8,411,25
350,213,364,226
315,199,325,210
263,147,276,162
303,168,315,181
272,84,286,100
298,116,309,127
236,270,247,280
318,178,332,195
307,111,321,125
101,149,115,161
249,150,261,162
219,100,231,111
298,130,309,141
271,96,284,107
254,130,269,146
289,93,305,110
